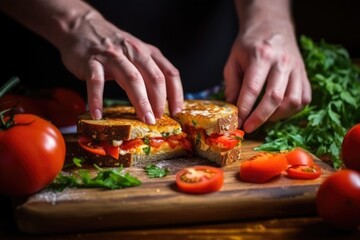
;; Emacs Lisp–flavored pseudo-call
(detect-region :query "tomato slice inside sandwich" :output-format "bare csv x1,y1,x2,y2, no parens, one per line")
175,166,224,194
207,129,244,150
78,137,120,159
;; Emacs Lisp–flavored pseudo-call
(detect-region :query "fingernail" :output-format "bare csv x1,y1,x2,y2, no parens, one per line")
93,109,102,120
144,112,156,125
172,108,182,116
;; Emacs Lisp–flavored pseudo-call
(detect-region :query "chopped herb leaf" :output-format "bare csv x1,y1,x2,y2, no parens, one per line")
143,146,151,155
144,164,169,178
48,164,141,191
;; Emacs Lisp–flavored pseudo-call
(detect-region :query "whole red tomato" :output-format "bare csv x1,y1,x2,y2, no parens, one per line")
342,124,360,171
316,169,360,230
0,114,66,196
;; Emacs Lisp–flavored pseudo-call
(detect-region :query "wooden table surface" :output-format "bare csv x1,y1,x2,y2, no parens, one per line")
1,136,360,239
1,194,359,240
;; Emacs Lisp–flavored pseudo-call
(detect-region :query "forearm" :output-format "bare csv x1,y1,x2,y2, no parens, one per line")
0,0,101,48
235,0,293,32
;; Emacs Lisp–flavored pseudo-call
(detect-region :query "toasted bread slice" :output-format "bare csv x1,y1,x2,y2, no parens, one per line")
77,106,182,141
174,100,238,136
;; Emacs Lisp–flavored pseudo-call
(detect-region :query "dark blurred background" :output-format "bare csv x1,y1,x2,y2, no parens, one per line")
0,0,359,100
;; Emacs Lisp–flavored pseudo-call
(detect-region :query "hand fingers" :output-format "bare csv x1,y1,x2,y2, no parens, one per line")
236,59,271,128
122,40,167,119
242,62,290,133
86,59,105,120
151,46,184,116
268,67,303,122
106,54,156,125
224,54,243,104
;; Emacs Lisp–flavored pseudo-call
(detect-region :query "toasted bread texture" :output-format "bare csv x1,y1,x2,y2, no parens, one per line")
193,143,242,167
77,106,182,141
174,100,238,135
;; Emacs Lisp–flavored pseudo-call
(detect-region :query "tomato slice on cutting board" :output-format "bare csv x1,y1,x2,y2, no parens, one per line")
286,165,322,180
239,153,288,183
285,148,314,166
175,166,224,194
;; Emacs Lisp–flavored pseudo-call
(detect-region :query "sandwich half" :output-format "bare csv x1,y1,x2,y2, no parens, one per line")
173,100,244,166
77,106,191,167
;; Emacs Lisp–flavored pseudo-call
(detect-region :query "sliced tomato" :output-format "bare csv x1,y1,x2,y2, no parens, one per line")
103,142,120,160
285,148,314,167
175,166,224,194
149,138,165,148
239,153,288,183
286,164,322,180
78,136,106,156
207,129,244,150
120,138,143,151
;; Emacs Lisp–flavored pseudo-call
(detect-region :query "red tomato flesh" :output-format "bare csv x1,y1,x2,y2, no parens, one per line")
239,153,288,183
175,166,224,194
286,165,322,180
207,129,244,150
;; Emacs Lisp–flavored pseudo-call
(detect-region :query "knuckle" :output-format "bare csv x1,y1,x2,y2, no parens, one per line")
267,90,283,105
246,81,262,97
149,72,166,85
163,67,180,78
253,43,273,61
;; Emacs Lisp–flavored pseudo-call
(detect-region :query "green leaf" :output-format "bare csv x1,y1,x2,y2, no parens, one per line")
144,164,169,178
48,165,141,191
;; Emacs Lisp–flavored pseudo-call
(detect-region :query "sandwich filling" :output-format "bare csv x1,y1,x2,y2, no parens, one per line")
78,132,192,160
183,124,244,152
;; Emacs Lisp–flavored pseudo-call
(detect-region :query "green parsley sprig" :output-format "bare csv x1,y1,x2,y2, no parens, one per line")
256,36,360,169
48,158,141,191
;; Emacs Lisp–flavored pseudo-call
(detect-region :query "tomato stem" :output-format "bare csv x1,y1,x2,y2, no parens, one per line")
0,77,20,98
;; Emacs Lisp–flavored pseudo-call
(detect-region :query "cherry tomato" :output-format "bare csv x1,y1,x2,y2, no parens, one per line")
207,129,244,150
286,165,322,180
0,114,66,196
285,148,314,166
316,169,360,230
341,123,360,171
239,153,288,183
175,166,224,194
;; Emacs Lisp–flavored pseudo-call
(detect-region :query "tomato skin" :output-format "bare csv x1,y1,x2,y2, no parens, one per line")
341,124,360,171
316,169,360,230
286,165,322,180
175,166,224,194
285,148,314,167
0,114,66,196
239,153,288,183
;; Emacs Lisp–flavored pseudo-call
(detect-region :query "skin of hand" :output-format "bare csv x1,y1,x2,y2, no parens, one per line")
224,0,312,133
0,0,184,124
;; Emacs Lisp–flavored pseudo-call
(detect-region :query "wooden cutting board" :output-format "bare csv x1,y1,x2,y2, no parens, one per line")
13,135,334,234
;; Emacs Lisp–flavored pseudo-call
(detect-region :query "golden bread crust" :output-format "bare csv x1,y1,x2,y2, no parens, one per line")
77,106,182,141
174,100,238,135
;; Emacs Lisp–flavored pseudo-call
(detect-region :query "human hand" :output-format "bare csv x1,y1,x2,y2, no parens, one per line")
57,12,183,124
224,16,311,133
